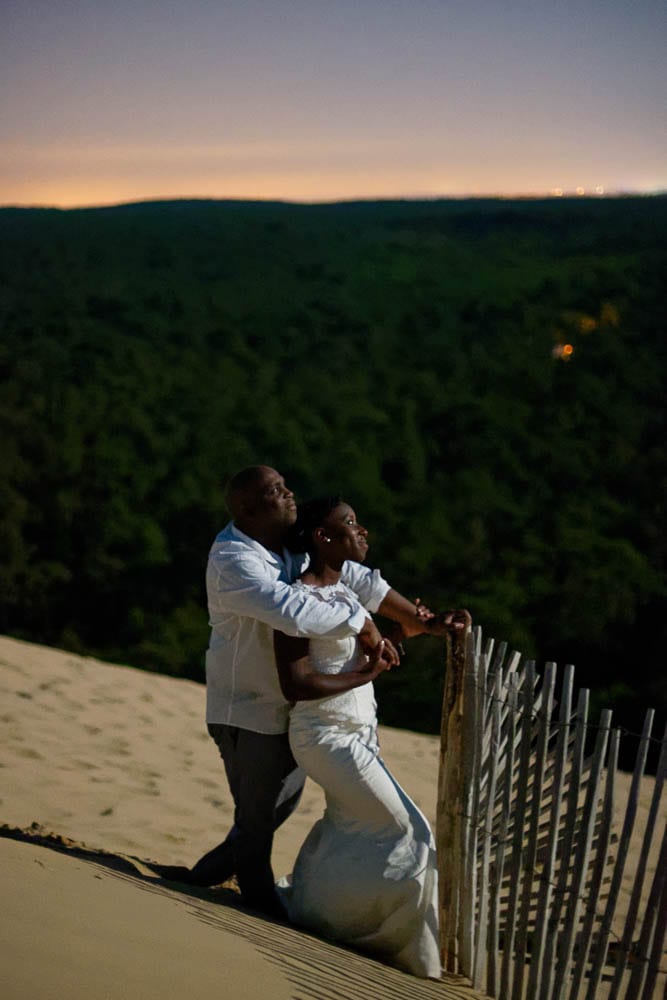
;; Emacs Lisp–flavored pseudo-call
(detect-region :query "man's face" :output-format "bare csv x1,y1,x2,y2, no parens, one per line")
247,467,297,531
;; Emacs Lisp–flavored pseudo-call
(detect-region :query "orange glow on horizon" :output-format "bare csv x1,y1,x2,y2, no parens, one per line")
0,178,651,210
0,147,656,209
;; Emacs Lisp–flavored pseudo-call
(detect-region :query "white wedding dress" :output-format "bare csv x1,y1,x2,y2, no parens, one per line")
277,582,441,979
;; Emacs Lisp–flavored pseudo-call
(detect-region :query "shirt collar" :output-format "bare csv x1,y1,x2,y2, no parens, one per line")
229,522,290,569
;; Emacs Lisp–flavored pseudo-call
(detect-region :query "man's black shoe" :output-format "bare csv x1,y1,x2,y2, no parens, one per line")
148,863,196,883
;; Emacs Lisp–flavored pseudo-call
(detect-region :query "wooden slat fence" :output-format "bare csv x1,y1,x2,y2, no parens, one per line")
436,626,667,1000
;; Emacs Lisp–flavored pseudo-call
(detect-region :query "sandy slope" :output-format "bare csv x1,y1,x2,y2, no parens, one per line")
0,634,664,999
0,635,483,1000
0,634,444,876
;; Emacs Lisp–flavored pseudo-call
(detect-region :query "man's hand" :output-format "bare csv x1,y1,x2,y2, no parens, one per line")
375,589,471,642
359,616,383,649
421,608,472,636
393,605,471,640
378,589,468,639
359,618,400,667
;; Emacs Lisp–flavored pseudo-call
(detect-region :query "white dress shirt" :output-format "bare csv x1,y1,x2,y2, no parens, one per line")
205,522,391,734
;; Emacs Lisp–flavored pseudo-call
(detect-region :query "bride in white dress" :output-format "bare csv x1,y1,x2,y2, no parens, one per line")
274,497,441,979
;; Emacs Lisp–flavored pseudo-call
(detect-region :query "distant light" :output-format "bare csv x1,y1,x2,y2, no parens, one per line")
576,187,585,196
595,185,605,195
552,343,575,361
552,188,564,197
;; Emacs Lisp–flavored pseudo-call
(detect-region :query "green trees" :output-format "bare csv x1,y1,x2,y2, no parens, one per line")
1,198,665,745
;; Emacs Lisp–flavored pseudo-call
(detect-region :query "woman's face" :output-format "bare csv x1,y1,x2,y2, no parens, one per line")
319,503,369,564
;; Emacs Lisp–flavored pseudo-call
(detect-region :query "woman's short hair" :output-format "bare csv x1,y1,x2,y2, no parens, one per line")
284,496,345,554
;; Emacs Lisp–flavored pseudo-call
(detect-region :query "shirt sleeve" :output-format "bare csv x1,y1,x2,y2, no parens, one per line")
207,552,369,638
340,563,391,613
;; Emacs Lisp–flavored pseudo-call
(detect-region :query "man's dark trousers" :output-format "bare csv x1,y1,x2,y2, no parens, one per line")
189,724,305,913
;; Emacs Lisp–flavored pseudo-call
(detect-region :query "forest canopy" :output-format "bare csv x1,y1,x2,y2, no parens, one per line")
1,196,665,751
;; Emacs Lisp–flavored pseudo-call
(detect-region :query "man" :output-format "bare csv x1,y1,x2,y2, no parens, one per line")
187,465,466,916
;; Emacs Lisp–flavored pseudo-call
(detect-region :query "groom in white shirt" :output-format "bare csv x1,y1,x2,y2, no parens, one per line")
186,465,464,917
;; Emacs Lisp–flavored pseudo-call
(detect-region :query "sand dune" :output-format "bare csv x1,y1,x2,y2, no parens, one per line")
0,635,484,1000
3,833,486,1000
1,634,664,999
0,634,441,875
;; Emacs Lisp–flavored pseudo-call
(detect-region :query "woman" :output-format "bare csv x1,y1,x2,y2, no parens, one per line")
274,497,441,979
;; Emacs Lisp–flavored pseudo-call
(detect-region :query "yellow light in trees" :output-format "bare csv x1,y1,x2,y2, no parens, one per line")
579,315,597,333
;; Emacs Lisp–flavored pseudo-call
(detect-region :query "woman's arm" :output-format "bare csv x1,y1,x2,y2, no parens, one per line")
274,629,395,703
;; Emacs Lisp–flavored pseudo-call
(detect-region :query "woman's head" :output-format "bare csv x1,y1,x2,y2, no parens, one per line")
286,496,369,565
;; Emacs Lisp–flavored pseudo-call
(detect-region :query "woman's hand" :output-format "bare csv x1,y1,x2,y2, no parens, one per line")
396,597,436,638
359,639,396,678
414,597,434,621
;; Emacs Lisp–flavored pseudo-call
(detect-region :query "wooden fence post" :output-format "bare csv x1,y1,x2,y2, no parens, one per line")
437,625,470,975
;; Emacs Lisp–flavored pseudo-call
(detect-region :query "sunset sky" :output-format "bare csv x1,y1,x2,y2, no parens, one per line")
2,0,666,208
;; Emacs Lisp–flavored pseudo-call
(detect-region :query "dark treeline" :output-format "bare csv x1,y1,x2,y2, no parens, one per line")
1,197,665,764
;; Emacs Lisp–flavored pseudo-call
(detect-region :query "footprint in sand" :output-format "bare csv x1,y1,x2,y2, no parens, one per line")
74,760,98,771
196,778,218,789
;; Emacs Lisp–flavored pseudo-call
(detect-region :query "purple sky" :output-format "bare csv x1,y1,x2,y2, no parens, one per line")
2,0,665,206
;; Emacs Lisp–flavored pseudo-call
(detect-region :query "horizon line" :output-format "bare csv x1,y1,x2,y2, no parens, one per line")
2,189,666,212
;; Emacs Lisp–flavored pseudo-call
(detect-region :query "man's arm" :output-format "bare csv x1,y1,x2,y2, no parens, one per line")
339,560,470,638
208,552,370,639
378,589,471,638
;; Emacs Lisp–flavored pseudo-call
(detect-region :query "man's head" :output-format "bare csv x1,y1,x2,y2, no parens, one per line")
226,466,297,545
